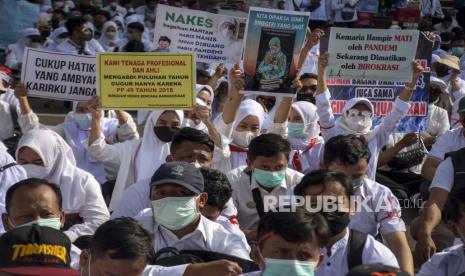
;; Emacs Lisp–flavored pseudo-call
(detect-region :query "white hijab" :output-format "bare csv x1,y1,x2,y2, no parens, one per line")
288,101,320,148
98,21,120,51
229,99,265,169
188,85,216,133
0,142,27,233
336,97,378,141
135,110,184,181
63,108,119,184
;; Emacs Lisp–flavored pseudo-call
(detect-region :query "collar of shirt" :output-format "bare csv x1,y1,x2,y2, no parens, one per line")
67,39,86,50
156,215,208,244
250,171,288,193
320,228,349,257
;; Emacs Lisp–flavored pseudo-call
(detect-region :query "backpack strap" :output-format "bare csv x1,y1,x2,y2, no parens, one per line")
0,162,16,173
347,229,367,271
246,170,265,218
447,147,465,195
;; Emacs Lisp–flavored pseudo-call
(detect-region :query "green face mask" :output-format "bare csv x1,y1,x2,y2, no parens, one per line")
14,217,61,230
151,196,199,230
352,175,367,190
263,258,316,276
288,122,306,139
253,168,286,189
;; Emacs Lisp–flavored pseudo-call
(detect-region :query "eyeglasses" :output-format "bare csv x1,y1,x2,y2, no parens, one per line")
301,85,318,92
347,108,372,118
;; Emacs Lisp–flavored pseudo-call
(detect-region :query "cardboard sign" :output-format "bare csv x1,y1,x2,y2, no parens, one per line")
21,48,97,101
242,7,309,96
98,52,195,110
326,27,419,82
154,4,246,63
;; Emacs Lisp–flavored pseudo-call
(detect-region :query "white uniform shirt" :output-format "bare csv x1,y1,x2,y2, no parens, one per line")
229,168,303,230
56,39,104,55
136,209,251,260
348,178,406,236
315,90,410,181
428,127,465,161
430,157,454,192
0,100,14,140
316,229,399,276
417,244,465,276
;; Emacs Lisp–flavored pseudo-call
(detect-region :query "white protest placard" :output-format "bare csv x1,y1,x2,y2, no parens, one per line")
154,4,246,63
21,48,97,101
326,27,419,82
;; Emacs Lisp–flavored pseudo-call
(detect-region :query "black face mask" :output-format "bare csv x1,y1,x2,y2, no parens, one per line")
296,93,316,104
429,88,442,103
153,126,178,142
321,211,350,236
435,65,450,78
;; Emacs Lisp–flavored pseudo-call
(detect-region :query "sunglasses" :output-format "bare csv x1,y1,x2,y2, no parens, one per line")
301,85,318,92
347,108,372,118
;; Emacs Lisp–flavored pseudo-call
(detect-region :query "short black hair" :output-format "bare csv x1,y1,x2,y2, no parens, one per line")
196,69,211,80
248,133,290,161
90,218,154,262
94,9,112,20
5,178,62,213
124,39,145,52
200,168,232,210
300,73,317,80
65,16,87,35
440,31,454,42
159,36,171,44
170,127,215,154
127,22,145,33
257,208,330,247
294,170,353,198
52,9,67,18
323,134,371,166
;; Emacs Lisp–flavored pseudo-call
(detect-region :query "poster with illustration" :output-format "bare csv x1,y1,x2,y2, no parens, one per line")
243,7,309,96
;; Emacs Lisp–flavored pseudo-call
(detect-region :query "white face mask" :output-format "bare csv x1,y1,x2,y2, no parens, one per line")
30,42,42,49
106,31,117,40
21,164,52,179
232,130,257,148
346,116,372,133
11,217,61,230
181,118,197,128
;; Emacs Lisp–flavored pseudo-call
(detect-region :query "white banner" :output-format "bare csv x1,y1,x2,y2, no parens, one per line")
21,48,97,101
326,27,419,82
154,4,246,63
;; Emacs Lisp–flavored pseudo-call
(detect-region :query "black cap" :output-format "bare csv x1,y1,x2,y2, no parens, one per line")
346,264,410,276
0,225,78,276
150,162,204,194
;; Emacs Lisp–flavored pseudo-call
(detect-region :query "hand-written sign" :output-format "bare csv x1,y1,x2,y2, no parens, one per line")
98,53,195,110
21,48,96,101
326,28,419,82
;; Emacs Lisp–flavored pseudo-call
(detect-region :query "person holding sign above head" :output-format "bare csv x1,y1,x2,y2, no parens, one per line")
56,16,104,55
315,52,425,181
214,64,288,171
15,129,110,242
14,85,138,185
87,105,183,211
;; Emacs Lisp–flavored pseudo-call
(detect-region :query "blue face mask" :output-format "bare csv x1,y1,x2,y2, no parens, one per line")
263,258,316,276
451,47,465,57
288,123,306,139
74,112,92,130
151,196,199,230
253,168,286,189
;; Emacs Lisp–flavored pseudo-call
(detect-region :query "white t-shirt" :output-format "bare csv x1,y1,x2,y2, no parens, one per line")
316,229,399,276
417,243,465,276
430,157,454,192
428,127,465,161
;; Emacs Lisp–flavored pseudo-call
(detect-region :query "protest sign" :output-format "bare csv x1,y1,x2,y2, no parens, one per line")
21,48,97,101
98,52,195,110
357,0,379,13
242,7,309,96
320,32,432,132
154,4,246,64
326,27,419,82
